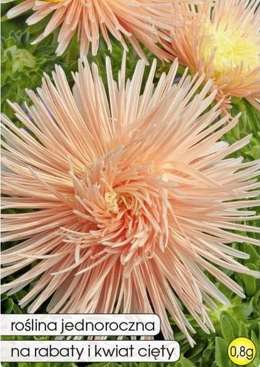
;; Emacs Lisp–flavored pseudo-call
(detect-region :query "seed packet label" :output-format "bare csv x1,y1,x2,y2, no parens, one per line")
0,314,160,336
1,341,180,362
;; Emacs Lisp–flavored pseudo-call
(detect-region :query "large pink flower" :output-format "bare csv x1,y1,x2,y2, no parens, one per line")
1,58,260,345
6,0,172,58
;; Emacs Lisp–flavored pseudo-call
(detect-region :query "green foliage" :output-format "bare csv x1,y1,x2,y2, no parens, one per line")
1,12,78,117
1,10,260,367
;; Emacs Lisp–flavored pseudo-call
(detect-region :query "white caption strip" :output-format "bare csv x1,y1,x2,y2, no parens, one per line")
1,341,180,362
0,314,160,336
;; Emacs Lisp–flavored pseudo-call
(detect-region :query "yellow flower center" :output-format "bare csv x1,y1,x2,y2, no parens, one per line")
201,22,259,79
105,191,119,214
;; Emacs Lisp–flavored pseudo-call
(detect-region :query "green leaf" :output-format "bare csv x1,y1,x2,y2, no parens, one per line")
175,356,197,367
239,271,257,297
2,297,14,313
220,312,239,342
243,245,260,263
3,46,36,73
250,331,260,367
238,322,248,338
252,290,260,316
215,337,230,367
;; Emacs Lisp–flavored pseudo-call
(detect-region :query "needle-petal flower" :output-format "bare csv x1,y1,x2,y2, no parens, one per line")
163,0,260,109
1,58,260,345
6,0,173,58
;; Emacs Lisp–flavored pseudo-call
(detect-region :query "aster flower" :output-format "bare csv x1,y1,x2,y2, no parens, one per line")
1,57,260,346
5,0,173,59
163,0,260,110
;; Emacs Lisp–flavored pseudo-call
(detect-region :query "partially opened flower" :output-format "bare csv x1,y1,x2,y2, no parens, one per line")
1,58,260,345
6,0,173,59
163,0,260,110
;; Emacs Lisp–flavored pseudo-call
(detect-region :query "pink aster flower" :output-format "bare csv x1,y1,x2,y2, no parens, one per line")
163,0,260,110
1,58,260,345
6,0,173,59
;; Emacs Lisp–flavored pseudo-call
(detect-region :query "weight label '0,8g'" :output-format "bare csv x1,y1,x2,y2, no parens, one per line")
228,337,256,366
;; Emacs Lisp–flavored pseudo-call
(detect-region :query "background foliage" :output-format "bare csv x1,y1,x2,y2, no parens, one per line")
1,5,260,367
